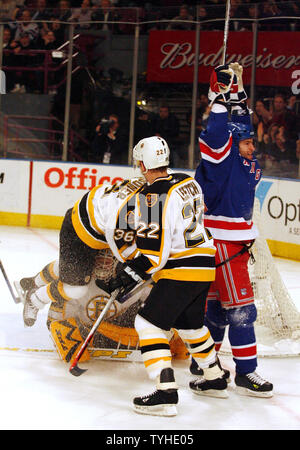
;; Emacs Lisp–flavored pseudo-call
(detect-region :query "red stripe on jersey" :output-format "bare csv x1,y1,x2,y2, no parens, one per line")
199,135,232,161
204,218,253,230
231,345,257,358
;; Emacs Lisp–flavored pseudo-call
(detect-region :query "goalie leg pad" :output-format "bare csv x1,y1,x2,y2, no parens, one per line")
169,330,189,360
50,317,90,363
46,280,83,329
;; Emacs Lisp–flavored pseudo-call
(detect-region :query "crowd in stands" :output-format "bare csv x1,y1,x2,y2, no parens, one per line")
253,94,300,175
91,90,300,174
1,1,300,36
1,0,299,175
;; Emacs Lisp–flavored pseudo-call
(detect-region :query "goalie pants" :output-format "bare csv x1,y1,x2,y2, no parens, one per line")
135,279,218,379
205,240,257,375
59,208,99,285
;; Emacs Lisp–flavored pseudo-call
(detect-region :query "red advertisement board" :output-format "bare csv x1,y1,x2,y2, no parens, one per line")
147,30,300,86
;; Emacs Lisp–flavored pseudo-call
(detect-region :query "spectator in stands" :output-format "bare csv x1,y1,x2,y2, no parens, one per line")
269,93,299,140
237,4,259,32
10,32,38,93
10,9,40,43
252,99,272,133
287,95,298,114
38,29,58,50
55,0,72,22
69,0,93,30
166,4,194,30
0,0,22,20
260,1,285,31
47,16,66,45
91,0,120,32
31,0,52,38
92,113,125,164
2,27,16,92
197,6,211,30
51,0,71,40
152,104,180,165
134,109,153,145
266,127,298,168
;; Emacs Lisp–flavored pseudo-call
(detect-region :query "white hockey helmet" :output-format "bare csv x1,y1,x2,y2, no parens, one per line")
133,136,170,171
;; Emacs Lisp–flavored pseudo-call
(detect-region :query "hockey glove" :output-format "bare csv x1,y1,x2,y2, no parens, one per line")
208,65,234,105
229,62,248,108
108,260,149,303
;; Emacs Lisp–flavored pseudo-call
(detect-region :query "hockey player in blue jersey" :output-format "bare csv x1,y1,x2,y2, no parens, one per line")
193,63,273,397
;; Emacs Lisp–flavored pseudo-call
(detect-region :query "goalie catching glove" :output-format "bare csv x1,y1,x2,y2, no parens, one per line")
107,255,151,303
208,64,234,104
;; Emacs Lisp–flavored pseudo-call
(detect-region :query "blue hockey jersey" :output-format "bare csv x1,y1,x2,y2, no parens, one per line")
195,105,262,241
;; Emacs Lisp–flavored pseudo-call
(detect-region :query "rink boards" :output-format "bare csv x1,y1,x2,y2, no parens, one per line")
0,158,299,260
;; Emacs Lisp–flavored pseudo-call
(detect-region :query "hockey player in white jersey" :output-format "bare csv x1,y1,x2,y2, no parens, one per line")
106,136,229,417
22,177,145,329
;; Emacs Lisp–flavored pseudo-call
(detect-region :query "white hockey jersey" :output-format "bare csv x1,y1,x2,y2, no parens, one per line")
71,178,145,262
134,173,216,283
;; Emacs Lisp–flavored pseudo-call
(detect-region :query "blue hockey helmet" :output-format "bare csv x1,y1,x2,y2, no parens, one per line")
228,122,255,145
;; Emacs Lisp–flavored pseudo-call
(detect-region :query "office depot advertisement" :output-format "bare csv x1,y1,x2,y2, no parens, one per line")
0,159,299,259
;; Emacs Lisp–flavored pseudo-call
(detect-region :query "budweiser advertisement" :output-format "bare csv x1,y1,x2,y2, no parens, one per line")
147,31,300,86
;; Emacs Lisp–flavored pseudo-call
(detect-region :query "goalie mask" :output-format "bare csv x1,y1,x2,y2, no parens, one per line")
133,136,170,174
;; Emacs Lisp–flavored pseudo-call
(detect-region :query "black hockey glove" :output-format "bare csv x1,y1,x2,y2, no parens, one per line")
108,258,150,303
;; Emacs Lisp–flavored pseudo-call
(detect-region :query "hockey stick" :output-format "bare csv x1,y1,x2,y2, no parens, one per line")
0,259,21,304
222,0,231,65
69,277,153,376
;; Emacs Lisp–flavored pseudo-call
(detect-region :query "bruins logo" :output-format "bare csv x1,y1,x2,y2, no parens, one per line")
86,296,117,322
125,209,135,226
145,193,158,207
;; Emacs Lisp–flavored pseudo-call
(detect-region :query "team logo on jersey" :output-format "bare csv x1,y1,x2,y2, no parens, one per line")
125,210,135,226
145,193,158,207
86,296,117,321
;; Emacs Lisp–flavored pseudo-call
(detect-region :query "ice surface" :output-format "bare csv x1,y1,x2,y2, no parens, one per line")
0,225,300,431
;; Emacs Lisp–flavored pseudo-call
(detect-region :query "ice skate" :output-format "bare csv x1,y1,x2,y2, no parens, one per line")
189,376,229,398
235,372,273,398
189,358,231,383
133,368,178,416
20,277,36,292
14,276,36,304
133,388,178,417
23,289,39,327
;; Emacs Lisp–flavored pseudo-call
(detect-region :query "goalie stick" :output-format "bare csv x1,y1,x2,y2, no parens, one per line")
0,259,21,304
69,278,153,376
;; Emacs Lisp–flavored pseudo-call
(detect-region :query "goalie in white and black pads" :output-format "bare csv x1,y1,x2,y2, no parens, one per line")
107,136,229,417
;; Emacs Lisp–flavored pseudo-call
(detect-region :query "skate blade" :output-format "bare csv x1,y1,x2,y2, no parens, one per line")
133,404,177,417
191,388,229,399
235,386,273,398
